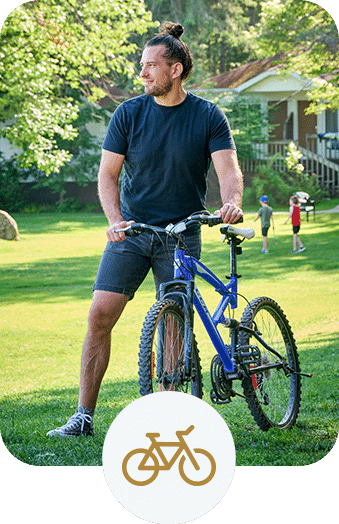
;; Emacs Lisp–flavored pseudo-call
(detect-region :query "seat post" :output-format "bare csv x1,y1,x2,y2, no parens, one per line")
229,237,238,278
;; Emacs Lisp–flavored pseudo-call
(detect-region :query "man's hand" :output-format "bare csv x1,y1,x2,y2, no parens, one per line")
106,220,135,242
217,203,243,224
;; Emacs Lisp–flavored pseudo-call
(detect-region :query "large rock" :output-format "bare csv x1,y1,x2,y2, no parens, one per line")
0,210,20,240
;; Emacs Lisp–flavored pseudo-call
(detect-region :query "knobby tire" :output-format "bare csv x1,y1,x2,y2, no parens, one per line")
138,300,203,397
239,297,301,430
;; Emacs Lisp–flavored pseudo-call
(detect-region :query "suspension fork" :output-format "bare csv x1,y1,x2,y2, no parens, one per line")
159,279,195,376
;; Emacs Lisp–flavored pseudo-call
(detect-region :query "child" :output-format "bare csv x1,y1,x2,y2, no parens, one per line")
254,195,274,253
285,195,306,253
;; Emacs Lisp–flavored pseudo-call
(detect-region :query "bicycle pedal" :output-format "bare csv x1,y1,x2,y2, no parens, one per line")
293,371,313,378
210,389,232,405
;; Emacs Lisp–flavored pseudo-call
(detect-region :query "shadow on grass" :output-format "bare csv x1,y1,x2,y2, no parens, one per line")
1,336,338,467
0,256,101,303
2,214,338,306
13,213,107,236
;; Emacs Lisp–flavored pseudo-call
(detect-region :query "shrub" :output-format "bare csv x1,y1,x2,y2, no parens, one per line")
243,154,292,206
243,149,327,207
56,197,84,212
0,153,32,212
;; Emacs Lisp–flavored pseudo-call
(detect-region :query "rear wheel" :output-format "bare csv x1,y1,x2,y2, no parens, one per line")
138,300,203,397
238,297,301,430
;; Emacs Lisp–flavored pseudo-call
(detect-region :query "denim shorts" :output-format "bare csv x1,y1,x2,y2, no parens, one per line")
93,228,201,300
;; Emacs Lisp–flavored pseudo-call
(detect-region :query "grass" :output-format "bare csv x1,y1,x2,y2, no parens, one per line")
0,209,338,466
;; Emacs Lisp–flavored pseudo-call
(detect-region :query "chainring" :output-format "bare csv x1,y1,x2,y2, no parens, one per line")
210,354,233,401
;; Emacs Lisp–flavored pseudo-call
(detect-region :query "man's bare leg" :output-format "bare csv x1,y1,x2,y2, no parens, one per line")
47,290,129,436
79,290,130,410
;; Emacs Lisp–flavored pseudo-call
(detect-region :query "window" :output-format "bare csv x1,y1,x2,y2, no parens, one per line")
325,109,338,132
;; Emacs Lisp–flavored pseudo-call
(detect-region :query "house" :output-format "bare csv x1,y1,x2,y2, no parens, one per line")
192,57,339,197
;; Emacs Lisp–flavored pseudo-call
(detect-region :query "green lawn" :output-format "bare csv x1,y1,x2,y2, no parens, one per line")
0,210,338,466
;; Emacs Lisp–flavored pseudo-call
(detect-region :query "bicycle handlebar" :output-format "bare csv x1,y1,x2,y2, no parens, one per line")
113,211,255,240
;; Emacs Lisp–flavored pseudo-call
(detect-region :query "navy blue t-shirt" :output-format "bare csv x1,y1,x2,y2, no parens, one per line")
102,92,236,226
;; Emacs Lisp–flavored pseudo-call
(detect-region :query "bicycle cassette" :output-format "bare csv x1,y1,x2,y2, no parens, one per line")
210,354,234,404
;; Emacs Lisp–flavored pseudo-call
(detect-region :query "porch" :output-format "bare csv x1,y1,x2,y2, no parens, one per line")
238,139,339,197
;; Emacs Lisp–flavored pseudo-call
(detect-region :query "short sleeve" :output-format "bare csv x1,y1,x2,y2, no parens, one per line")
208,104,236,154
102,103,129,155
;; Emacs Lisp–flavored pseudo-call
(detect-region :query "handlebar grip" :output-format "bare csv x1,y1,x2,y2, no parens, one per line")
206,215,224,226
207,214,243,226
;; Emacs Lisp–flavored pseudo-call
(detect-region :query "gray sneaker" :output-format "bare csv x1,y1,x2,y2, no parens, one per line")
297,247,306,253
47,406,94,437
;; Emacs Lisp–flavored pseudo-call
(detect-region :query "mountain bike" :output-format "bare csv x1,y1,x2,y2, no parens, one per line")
114,212,312,431
122,425,216,486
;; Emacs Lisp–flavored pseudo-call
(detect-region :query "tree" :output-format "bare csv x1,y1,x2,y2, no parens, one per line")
191,0,260,75
0,0,156,174
32,99,108,202
144,0,260,80
248,0,339,114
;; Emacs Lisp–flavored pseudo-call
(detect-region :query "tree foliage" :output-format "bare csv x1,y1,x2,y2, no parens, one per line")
248,0,339,113
212,92,272,159
0,151,36,212
33,99,108,201
0,0,156,174
145,0,260,79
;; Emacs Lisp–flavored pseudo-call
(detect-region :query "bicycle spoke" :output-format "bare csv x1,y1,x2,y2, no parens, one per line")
139,300,203,397
239,297,301,430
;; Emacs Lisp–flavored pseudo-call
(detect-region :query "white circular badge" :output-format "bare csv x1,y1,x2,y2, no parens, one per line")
102,392,235,524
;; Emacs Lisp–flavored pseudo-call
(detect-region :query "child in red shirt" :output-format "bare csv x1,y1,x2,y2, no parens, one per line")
285,196,306,253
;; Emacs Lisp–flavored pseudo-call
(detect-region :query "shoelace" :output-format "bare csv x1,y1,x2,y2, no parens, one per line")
68,412,93,432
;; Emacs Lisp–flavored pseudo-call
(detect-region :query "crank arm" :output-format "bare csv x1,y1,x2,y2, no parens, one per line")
247,361,283,375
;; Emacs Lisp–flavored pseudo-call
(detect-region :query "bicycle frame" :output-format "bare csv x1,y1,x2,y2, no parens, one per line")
140,428,199,471
159,235,242,374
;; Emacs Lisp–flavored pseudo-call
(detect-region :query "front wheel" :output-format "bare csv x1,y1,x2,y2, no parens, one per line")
238,297,301,430
138,300,203,397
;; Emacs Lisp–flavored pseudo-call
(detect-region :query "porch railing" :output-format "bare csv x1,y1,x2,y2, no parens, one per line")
238,140,339,197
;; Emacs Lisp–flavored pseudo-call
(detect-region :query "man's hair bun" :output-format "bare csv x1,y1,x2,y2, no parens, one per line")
158,21,184,39
146,21,193,81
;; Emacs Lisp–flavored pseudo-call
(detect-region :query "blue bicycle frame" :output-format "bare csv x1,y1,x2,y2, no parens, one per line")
160,244,239,373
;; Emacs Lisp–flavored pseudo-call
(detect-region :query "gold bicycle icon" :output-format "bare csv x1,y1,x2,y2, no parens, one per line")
122,425,216,486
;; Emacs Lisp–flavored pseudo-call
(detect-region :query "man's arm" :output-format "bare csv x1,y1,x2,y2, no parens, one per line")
98,149,132,242
211,149,243,223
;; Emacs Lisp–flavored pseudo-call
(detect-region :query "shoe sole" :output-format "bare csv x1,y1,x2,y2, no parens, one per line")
47,430,94,437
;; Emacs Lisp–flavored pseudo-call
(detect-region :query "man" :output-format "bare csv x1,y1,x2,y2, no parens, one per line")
47,22,243,437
